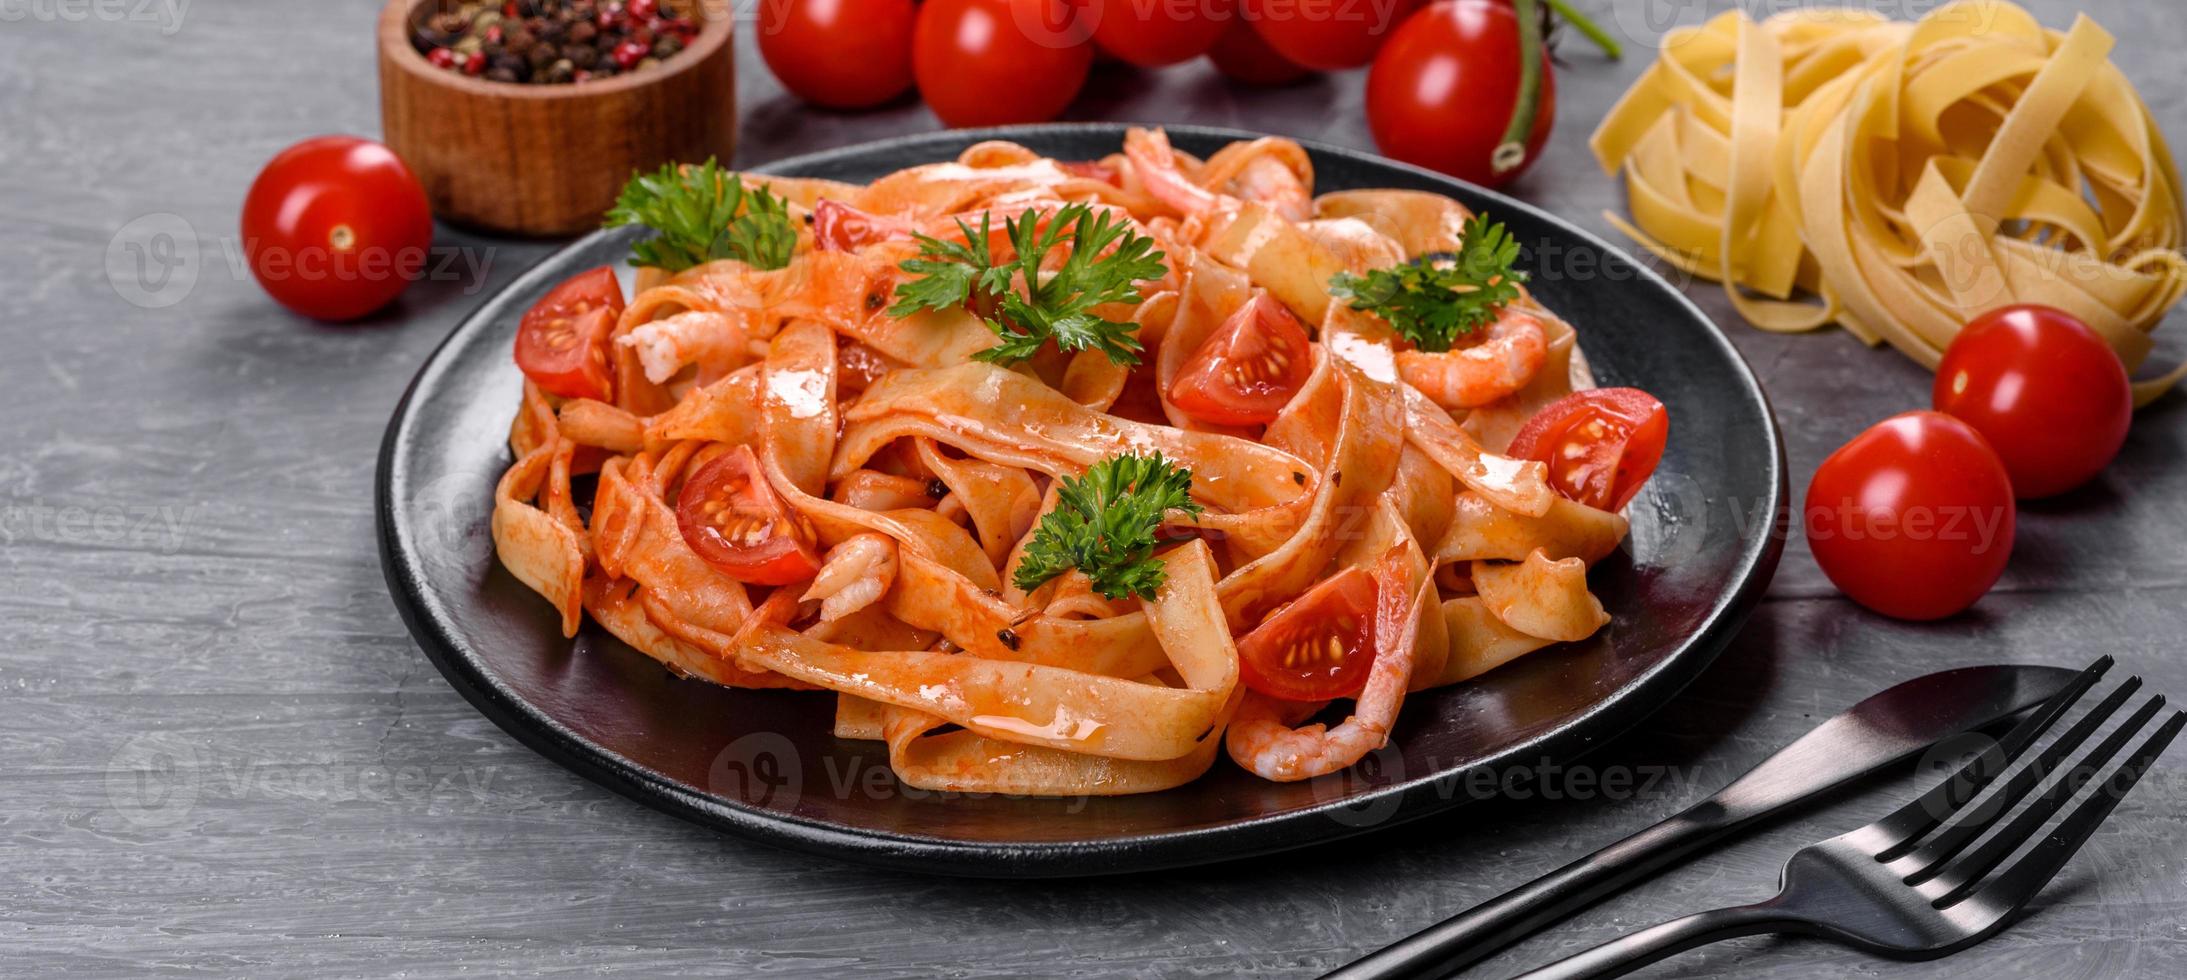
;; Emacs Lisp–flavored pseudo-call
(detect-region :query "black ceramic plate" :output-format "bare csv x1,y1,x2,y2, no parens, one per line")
378,124,1785,877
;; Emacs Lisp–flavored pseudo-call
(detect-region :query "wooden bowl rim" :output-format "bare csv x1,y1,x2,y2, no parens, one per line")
377,0,734,102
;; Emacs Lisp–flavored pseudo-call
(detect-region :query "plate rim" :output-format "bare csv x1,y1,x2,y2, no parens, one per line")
376,122,1788,877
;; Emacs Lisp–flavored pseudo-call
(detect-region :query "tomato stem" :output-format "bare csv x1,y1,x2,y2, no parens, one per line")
1544,0,1622,60
1496,0,1547,177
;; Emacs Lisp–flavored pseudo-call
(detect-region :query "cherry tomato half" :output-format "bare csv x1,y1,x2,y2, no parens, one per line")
1367,0,1555,188
1206,14,1311,84
1804,411,2015,621
1932,305,2133,499
758,0,918,109
1241,0,1418,70
1168,293,1314,426
676,445,825,586
1237,565,1378,701
915,0,1095,127
240,136,433,321
514,266,624,401
1506,388,1668,513
1078,0,1231,66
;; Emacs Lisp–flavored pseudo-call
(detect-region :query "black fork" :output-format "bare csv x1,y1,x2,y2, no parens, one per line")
1510,658,2185,980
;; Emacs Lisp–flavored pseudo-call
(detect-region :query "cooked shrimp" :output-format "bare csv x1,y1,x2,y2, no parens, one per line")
800,533,898,623
1124,127,1310,222
1225,556,1425,782
1232,155,1312,222
1397,310,1549,410
617,310,749,385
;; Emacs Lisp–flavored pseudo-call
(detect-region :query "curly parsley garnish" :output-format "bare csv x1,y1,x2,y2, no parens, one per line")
1329,213,1527,353
604,159,796,273
890,202,1167,367
1013,452,1202,601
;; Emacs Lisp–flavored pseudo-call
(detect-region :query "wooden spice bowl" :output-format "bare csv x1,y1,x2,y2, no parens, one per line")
377,0,735,237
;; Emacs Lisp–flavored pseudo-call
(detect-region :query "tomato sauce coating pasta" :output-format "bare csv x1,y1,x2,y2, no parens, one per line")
491,130,1639,795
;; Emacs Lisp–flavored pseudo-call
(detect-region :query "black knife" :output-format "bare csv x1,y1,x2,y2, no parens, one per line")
1320,663,2086,980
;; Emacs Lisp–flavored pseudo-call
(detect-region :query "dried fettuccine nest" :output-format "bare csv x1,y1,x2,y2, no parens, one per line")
1591,0,2187,404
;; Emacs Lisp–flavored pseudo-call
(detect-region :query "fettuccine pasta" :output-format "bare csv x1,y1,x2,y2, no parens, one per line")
489,129,1644,795
1592,0,2187,404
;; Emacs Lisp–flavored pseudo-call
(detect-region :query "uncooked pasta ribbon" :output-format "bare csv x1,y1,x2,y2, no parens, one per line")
1592,0,2187,404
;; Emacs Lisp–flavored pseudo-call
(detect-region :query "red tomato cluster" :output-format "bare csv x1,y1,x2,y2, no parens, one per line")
1803,306,2134,621
754,0,1585,188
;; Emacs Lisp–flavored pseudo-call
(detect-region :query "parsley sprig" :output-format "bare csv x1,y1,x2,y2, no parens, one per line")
1013,452,1203,602
604,159,797,273
890,202,1167,366
1329,213,1528,353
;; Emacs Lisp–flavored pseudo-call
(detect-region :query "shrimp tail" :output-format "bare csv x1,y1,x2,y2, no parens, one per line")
1124,127,1225,218
801,533,899,623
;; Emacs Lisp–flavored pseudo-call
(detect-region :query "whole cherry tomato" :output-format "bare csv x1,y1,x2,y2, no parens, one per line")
1205,13,1311,84
240,136,433,321
1805,411,2016,621
1080,0,1231,67
1241,0,1418,70
1932,305,2133,499
1507,388,1669,513
914,0,1095,127
758,0,917,109
1366,0,1554,187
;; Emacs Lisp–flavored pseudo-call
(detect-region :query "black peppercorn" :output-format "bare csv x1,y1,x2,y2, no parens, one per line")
412,0,700,85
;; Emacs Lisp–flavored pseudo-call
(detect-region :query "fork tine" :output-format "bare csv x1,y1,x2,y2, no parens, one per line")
1921,691,2161,901
1869,657,2112,861
1922,695,2168,907
1896,677,2142,884
1951,708,2185,915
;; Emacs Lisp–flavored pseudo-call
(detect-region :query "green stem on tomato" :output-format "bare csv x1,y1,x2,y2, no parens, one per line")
1544,0,1623,60
1496,0,1547,178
